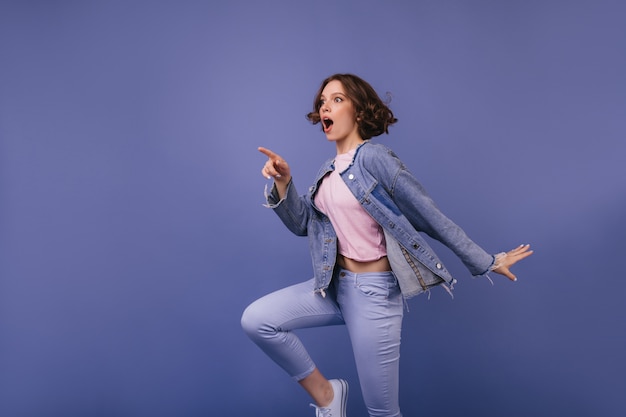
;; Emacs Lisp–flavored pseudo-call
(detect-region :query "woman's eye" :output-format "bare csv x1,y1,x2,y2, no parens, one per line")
334,97,343,103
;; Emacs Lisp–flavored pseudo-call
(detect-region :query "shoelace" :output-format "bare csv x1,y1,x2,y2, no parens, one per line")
309,403,332,417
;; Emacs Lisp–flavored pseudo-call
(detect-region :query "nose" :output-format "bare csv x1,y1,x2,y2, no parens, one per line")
320,101,330,113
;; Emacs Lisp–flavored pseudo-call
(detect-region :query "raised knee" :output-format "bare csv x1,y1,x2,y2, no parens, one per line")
240,303,258,336
241,301,277,341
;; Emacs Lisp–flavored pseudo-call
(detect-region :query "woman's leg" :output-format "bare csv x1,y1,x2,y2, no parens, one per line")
336,270,404,417
298,367,335,406
241,278,343,405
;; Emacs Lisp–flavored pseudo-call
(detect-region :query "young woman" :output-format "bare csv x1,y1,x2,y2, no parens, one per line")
241,73,533,417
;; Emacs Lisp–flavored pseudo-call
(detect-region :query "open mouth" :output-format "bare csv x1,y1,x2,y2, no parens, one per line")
322,117,333,131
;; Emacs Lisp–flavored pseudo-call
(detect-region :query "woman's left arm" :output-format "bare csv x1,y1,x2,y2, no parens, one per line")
385,159,533,277
490,245,534,281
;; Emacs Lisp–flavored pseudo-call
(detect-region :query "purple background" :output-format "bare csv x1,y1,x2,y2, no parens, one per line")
1,1,624,416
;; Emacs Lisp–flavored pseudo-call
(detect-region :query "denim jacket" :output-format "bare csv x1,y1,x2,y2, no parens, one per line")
265,141,495,298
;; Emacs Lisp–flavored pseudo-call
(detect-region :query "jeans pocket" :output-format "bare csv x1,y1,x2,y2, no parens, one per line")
356,273,395,299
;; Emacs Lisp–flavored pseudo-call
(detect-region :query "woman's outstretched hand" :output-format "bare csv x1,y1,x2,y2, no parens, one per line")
259,147,291,183
492,244,534,281
259,147,292,198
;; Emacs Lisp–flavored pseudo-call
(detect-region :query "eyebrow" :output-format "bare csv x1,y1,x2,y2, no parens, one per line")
319,92,347,99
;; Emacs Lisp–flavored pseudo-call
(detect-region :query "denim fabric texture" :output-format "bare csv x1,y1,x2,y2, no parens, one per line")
265,141,495,298
241,270,404,417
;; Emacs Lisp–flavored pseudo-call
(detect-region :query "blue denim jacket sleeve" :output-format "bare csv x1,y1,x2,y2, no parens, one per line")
264,179,310,237
368,146,494,276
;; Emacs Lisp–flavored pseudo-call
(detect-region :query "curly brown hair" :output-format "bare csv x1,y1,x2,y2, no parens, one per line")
306,73,398,140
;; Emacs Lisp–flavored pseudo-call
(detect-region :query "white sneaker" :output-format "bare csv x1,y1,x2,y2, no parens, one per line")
309,379,348,417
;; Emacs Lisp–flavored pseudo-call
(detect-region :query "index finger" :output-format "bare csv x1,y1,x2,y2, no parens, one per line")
258,146,279,160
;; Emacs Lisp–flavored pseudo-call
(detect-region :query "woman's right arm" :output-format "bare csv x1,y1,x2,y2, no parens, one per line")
259,147,291,198
259,147,310,236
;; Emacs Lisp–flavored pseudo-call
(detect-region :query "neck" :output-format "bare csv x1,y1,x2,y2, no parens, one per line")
335,138,365,155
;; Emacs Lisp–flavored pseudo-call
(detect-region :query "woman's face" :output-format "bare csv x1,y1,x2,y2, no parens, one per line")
319,80,362,147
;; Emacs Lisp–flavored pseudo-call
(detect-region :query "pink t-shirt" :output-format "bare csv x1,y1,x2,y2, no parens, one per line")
314,149,387,262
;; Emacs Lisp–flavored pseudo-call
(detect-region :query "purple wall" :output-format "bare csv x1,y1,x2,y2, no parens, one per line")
1,1,624,416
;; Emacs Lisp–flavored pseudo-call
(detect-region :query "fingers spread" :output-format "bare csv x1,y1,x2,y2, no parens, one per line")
508,244,533,258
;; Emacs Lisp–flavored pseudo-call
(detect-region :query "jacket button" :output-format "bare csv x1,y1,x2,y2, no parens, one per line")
436,263,442,269
348,174,354,180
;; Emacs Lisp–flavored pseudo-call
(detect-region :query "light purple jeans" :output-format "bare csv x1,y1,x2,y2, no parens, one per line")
241,268,404,417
